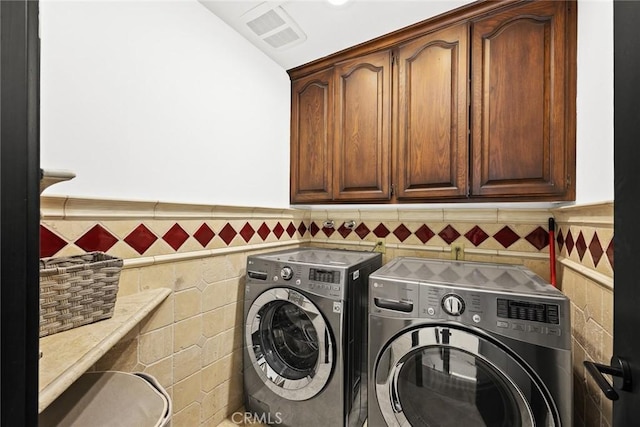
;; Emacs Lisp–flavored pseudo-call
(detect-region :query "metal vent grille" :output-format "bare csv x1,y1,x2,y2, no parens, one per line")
246,9,285,36
241,4,306,50
264,27,300,49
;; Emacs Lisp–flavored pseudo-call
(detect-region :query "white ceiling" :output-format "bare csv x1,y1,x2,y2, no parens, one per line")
199,0,476,70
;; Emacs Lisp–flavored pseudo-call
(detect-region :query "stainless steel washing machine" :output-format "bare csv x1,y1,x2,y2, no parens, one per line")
368,257,572,427
244,248,382,427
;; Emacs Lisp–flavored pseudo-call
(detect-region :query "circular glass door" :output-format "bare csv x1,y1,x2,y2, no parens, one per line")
246,287,334,401
375,324,557,427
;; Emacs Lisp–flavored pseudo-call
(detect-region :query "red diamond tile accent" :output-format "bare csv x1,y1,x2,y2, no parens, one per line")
355,223,370,239
124,224,158,255
273,223,285,239
556,229,565,251
298,222,307,236
439,225,461,245
415,225,435,244
257,223,271,240
309,222,320,237
565,230,575,255
393,224,411,242
589,233,604,267
606,238,614,268
465,226,490,247
322,225,335,237
75,224,119,253
576,231,587,261
193,223,215,247
493,226,519,248
218,223,238,245
338,223,352,238
373,224,390,238
525,226,549,251
163,223,189,251
240,223,255,243
40,225,68,258
286,222,297,237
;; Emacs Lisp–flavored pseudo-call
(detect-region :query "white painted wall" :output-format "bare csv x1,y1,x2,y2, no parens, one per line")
40,0,291,208
40,0,614,209
575,0,614,204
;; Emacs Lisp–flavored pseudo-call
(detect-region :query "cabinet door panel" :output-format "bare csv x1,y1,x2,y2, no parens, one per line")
334,51,391,201
290,69,334,203
471,1,570,197
396,24,469,199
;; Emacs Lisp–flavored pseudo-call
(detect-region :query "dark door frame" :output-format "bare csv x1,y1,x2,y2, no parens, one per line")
0,0,41,425
613,0,640,425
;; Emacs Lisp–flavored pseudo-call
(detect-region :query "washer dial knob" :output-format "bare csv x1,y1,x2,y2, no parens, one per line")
280,266,293,281
442,294,465,316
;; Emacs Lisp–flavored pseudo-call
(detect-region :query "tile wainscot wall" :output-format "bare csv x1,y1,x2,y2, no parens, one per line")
40,196,614,427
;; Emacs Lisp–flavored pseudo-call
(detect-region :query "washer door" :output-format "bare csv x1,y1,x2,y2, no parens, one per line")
375,324,558,427
246,287,334,401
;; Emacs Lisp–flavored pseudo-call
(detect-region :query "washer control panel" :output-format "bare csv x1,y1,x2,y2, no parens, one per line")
247,259,344,300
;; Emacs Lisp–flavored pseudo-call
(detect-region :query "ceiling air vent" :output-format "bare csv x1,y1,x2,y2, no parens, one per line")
241,3,306,50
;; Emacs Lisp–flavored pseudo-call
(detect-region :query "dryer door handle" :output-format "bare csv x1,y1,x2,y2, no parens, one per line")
584,356,632,401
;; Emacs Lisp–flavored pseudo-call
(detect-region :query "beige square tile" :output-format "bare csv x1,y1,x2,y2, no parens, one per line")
174,315,203,352
116,268,140,297
172,401,201,427
174,259,206,291
203,308,227,338
140,296,174,334
175,288,203,322
219,329,236,358
140,263,176,292
572,304,586,347
585,280,604,326
143,356,173,390
139,326,173,365
602,289,613,335
202,335,223,366
202,354,232,392
202,411,227,427
174,345,203,383
201,388,221,421
202,281,227,312
571,271,588,310
95,338,139,372
173,372,203,413
223,302,242,331
584,319,604,363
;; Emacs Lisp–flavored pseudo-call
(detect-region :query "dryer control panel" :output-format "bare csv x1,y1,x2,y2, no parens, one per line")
370,278,570,350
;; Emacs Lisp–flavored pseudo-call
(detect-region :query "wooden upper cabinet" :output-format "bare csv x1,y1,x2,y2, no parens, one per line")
396,23,469,200
290,68,334,203
288,0,576,204
333,50,392,201
470,0,575,199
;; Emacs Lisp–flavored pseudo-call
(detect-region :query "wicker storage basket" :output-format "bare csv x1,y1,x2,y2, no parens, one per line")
39,252,123,338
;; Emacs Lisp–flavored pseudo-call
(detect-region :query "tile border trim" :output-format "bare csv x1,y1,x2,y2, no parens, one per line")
559,256,613,291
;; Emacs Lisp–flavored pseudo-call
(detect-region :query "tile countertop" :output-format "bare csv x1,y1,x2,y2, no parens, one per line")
38,288,172,413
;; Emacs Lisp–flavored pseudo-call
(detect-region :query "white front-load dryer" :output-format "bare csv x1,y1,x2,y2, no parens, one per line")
368,257,572,427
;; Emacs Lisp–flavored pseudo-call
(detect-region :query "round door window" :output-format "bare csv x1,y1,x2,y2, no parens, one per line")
246,288,334,401
257,300,319,380
375,325,557,427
